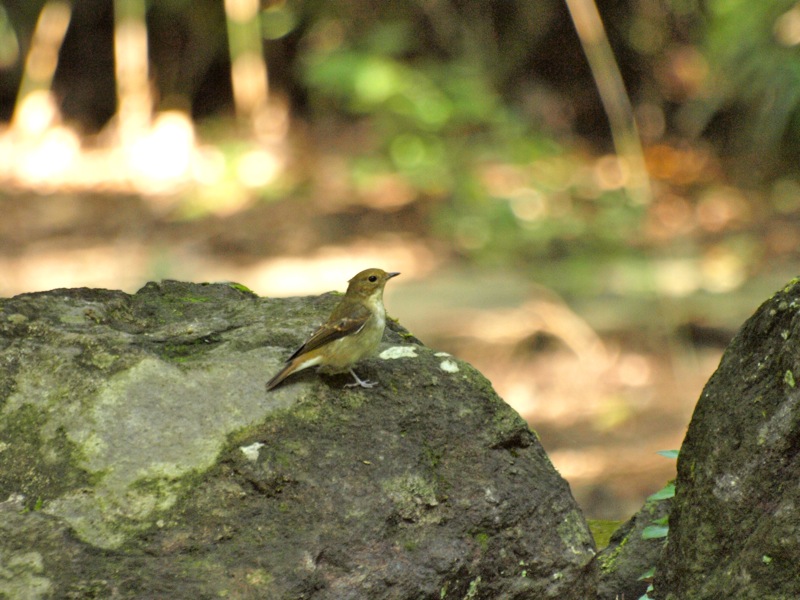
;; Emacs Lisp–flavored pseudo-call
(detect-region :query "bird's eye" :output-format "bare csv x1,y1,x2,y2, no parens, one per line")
368,275,378,282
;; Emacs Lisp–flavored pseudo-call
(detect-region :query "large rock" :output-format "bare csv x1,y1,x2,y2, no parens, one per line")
0,281,596,599
655,278,800,599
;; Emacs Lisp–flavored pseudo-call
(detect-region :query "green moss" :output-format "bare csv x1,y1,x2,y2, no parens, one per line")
422,444,443,470
588,519,624,550
0,404,92,510
557,510,594,554
781,277,800,294
160,333,223,361
474,532,490,551
177,296,211,304
227,282,255,294
596,530,628,572
87,349,119,370
382,472,440,523
402,539,419,552
465,365,497,396
0,551,52,599
464,577,481,599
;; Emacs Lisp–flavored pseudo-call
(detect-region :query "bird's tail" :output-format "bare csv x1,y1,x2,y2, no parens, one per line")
266,354,322,391
266,361,295,390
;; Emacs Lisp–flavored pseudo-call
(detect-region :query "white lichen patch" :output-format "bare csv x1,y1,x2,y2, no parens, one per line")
713,473,743,502
379,346,418,360
433,351,460,373
240,442,265,462
439,358,459,373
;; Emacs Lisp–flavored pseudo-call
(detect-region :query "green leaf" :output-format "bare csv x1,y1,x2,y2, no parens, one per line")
638,567,655,580
642,525,669,540
647,482,675,501
657,449,679,459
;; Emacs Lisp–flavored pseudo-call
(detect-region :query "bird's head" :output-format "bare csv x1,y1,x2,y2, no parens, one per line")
346,268,400,300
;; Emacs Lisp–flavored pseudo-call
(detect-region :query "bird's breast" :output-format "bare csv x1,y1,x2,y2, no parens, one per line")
319,311,385,371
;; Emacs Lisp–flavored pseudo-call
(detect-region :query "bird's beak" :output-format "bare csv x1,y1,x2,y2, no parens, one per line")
386,272,401,279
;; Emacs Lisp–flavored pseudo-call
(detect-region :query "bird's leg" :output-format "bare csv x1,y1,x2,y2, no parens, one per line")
344,368,377,389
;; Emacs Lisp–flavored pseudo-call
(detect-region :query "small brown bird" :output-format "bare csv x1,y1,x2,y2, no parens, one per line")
266,268,400,390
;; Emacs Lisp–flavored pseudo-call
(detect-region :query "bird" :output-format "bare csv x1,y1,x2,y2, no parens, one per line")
266,268,400,390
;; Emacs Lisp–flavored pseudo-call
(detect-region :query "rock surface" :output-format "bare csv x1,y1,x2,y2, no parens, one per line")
596,495,670,600
655,278,800,599
0,281,596,599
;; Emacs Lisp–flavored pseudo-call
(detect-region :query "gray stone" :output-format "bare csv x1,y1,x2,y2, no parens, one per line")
0,281,596,599
655,278,800,599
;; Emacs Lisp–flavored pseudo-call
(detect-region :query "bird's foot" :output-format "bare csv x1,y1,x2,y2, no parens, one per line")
344,379,377,389
345,369,377,389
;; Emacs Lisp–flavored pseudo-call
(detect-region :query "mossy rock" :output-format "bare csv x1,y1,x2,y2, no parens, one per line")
655,278,800,599
0,281,596,599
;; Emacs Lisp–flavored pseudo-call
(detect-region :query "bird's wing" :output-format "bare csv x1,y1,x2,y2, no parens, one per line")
286,303,371,361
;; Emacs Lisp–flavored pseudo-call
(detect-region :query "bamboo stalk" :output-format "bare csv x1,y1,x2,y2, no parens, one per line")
224,0,269,125
564,0,652,205
12,1,71,132
113,0,152,143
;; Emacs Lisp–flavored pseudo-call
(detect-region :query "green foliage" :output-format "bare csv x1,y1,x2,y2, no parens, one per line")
632,450,677,599
701,0,800,165
638,566,656,599
300,14,645,264
641,522,669,540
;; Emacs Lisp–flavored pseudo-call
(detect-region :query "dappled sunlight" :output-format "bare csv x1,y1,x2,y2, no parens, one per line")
408,273,721,517
236,148,283,189
0,99,289,202
0,0,288,204
593,154,631,191
651,250,748,297
775,4,800,47
0,232,437,298
225,237,437,297
12,89,60,136
467,338,716,518
457,298,609,369
0,243,150,293
126,112,196,191
548,442,685,487
645,143,718,186
696,186,750,232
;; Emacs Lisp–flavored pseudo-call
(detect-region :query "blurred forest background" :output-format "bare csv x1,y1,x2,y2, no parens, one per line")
2,0,800,522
